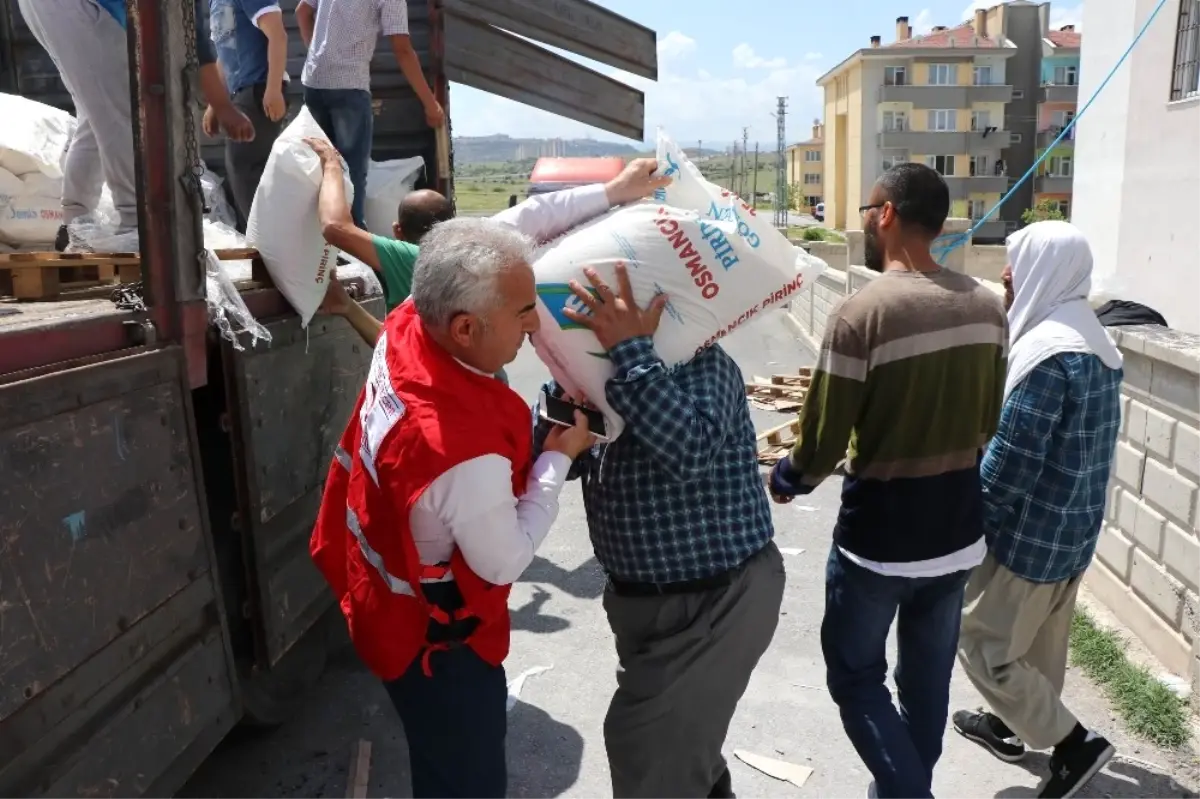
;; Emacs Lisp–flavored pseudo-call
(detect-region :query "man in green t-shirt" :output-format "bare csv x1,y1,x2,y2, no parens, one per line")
372,188,454,310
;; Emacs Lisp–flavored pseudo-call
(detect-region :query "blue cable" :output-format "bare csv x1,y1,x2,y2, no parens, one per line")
931,0,1170,261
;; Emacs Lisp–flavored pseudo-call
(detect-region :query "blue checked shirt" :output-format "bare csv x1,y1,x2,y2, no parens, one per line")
533,336,775,584
982,352,1123,583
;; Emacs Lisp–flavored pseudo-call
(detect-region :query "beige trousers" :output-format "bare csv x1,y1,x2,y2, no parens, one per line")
957,553,1081,750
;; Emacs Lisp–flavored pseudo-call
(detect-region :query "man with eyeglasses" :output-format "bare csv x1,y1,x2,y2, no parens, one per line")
768,163,1008,798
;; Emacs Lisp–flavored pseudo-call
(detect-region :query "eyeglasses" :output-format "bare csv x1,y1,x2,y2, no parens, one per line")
859,203,884,215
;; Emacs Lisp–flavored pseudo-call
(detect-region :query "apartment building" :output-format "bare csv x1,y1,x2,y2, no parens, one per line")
787,120,825,211
1036,26,1081,219
1073,0,1199,334
817,2,1078,241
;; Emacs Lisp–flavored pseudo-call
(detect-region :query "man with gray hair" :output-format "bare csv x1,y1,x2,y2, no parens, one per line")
311,169,668,799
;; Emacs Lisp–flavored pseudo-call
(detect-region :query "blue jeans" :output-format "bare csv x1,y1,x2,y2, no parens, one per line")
304,86,373,228
821,544,971,799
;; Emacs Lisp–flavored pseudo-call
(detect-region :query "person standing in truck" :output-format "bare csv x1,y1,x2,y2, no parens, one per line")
204,0,291,228
17,0,255,251
295,0,444,229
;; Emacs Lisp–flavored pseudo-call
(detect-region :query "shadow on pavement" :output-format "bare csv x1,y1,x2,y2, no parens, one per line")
519,555,606,599
994,751,1198,798
511,585,571,634
506,700,587,798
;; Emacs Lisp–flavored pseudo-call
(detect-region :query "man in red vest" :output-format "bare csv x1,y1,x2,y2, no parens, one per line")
311,162,669,799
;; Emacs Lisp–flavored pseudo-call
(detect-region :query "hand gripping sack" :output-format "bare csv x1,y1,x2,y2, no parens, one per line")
246,107,353,326
530,131,827,440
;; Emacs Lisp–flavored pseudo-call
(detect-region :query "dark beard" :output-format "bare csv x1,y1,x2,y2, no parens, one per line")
864,224,884,272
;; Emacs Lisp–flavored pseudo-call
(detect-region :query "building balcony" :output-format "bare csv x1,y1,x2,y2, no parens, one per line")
1040,83,1079,103
877,129,1014,152
877,83,1014,108
969,219,1009,242
1035,174,1074,193
1036,127,1076,149
943,175,1013,199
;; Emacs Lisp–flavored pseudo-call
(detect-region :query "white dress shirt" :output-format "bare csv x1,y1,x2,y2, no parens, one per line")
408,183,610,585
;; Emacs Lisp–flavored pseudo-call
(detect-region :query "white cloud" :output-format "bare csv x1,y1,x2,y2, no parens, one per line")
657,31,696,61
961,0,1083,29
732,43,788,70
912,8,936,35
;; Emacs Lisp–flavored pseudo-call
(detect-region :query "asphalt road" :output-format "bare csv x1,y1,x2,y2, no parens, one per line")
180,311,1198,799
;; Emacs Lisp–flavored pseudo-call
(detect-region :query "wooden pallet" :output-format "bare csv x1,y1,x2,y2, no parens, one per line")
755,418,800,465
0,247,260,300
746,367,813,412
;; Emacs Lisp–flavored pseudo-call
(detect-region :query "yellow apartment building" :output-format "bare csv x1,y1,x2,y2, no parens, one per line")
786,120,825,212
817,5,1054,241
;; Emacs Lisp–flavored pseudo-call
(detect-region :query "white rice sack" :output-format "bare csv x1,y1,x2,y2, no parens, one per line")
0,193,64,246
530,132,827,439
0,92,76,178
364,157,424,239
0,167,23,198
246,107,353,327
21,172,63,198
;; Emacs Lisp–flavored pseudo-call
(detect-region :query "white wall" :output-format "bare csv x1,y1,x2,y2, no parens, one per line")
1074,0,1200,334
860,61,887,201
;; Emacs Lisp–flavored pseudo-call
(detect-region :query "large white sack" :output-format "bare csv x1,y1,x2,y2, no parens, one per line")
0,93,76,178
364,157,424,239
0,193,64,246
246,107,353,327
21,172,62,198
0,166,23,198
530,131,827,440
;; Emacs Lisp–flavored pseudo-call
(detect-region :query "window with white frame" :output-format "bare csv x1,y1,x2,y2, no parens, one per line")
882,154,908,171
928,109,957,131
970,155,989,176
803,173,821,184
1046,155,1073,177
805,150,821,162
928,63,957,85
967,198,987,219
1170,0,1199,100
1052,64,1079,85
884,65,908,86
973,65,994,85
971,110,992,131
1051,109,1075,129
882,110,908,131
925,155,956,176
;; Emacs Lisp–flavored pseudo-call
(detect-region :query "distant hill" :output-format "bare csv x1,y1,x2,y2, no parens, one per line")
452,134,723,164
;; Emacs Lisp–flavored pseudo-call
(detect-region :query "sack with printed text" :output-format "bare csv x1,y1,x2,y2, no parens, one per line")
530,130,827,440
246,107,353,327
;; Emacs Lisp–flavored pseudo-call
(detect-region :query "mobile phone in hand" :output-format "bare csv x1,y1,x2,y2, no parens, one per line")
540,391,609,441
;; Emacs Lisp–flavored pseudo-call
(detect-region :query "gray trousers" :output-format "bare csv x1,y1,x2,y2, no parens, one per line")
225,83,285,229
602,541,786,798
18,0,138,229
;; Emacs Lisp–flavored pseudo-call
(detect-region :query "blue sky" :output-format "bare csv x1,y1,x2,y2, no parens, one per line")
448,0,1084,147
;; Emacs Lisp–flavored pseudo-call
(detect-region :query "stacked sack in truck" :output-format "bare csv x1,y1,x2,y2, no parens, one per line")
0,93,76,247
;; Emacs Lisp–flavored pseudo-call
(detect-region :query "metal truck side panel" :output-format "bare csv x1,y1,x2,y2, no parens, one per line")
0,348,238,797
444,11,646,141
443,0,658,80
222,303,383,667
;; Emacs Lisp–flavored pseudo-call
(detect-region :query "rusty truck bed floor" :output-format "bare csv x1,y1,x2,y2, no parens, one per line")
0,295,128,332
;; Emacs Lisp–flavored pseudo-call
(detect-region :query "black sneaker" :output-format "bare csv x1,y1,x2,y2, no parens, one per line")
54,224,68,252
952,709,1027,762
1038,734,1115,798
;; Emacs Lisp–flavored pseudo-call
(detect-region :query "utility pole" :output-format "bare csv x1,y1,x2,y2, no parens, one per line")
772,96,789,229
730,142,738,192
697,139,702,162
740,127,750,197
752,143,760,208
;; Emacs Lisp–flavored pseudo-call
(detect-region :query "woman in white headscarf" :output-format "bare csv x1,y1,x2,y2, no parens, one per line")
953,221,1124,799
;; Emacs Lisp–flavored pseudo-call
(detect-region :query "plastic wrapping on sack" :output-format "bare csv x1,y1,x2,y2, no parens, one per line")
200,167,239,228
247,107,353,327
336,253,384,299
530,130,827,440
205,248,271,350
364,157,425,239
204,219,253,280
0,93,76,179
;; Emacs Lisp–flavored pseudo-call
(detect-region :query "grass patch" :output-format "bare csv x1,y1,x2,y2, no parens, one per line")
1069,608,1192,748
796,226,846,243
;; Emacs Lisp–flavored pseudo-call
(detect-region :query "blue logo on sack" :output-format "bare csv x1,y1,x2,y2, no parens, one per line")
536,283,610,359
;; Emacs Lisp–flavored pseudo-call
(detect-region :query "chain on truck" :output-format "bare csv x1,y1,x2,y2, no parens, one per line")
0,0,655,795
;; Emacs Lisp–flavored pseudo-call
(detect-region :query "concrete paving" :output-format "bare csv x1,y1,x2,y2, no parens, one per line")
180,311,1199,799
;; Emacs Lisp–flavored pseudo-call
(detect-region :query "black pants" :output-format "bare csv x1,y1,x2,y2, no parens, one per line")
382,584,508,798
225,82,285,230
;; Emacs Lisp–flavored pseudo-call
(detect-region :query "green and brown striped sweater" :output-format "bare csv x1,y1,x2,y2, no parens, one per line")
775,268,1008,563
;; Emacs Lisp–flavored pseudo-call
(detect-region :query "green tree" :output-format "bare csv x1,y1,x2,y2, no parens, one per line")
787,182,804,211
1022,198,1066,224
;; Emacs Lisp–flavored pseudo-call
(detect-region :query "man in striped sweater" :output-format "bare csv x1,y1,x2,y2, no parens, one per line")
769,163,1008,798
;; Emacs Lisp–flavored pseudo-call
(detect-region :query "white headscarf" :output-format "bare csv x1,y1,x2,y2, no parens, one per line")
1004,220,1123,399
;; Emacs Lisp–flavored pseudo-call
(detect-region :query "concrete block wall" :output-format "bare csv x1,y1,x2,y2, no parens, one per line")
788,268,1200,699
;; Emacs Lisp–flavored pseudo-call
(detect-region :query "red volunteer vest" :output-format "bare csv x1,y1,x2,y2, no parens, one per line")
310,299,534,681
